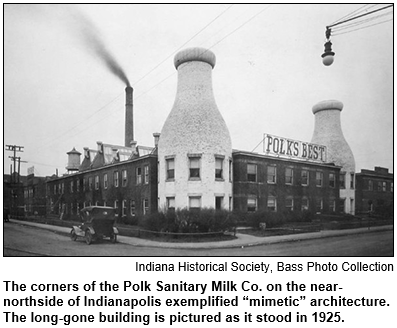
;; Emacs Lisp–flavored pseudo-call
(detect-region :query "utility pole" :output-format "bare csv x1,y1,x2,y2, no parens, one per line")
5,145,24,218
6,145,24,183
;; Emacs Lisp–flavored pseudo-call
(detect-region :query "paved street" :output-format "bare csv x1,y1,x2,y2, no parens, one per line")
3,222,393,256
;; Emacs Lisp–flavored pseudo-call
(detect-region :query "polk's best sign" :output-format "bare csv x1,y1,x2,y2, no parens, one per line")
263,134,327,163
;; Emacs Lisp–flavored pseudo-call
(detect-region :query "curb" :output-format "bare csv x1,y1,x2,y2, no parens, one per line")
7,219,393,250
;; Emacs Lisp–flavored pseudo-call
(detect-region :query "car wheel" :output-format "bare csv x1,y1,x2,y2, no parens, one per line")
71,229,77,241
85,231,93,245
110,233,117,243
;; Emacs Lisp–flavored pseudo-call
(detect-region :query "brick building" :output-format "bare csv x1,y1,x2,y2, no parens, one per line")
45,142,158,222
355,166,393,215
232,150,341,214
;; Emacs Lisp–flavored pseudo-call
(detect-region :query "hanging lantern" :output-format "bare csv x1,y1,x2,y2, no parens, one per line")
322,40,335,66
321,28,335,66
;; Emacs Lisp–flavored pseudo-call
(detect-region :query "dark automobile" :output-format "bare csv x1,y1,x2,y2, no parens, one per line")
70,206,119,245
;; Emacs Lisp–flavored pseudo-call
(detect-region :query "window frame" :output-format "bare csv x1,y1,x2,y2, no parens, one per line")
267,196,277,212
166,157,175,181
122,169,128,187
188,155,201,180
144,165,149,184
114,171,119,188
247,163,257,182
285,167,293,185
104,173,108,189
247,195,257,212
136,167,142,185
267,165,277,184
189,196,201,210
215,156,224,180
316,171,323,187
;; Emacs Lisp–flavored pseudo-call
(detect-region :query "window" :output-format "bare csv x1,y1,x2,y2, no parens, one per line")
316,172,323,187
167,197,175,210
166,158,175,180
130,200,136,217
189,196,201,210
215,157,224,180
70,181,74,193
144,165,149,184
286,197,293,211
285,168,293,185
54,185,56,194
122,170,128,187
215,196,223,210
114,200,119,217
76,203,79,214
70,203,73,215
76,180,80,192
316,199,323,213
95,176,99,190
104,173,108,189
136,167,142,184
329,199,336,212
329,173,335,188
143,199,149,215
301,197,309,211
189,157,201,179
122,200,127,217
350,173,355,189
83,179,86,192
88,177,93,190
391,182,393,192
340,172,346,189
267,166,276,184
61,183,64,194
368,180,373,191
267,196,277,212
247,196,257,212
377,181,382,191
114,171,119,187
247,164,257,182
229,159,233,182
229,196,233,211
301,170,309,186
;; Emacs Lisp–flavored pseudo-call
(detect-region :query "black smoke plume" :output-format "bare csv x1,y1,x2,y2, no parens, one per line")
60,5,130,86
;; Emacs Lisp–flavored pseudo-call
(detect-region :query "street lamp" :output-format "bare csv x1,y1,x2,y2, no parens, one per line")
322,28,334,66
321,4,392,66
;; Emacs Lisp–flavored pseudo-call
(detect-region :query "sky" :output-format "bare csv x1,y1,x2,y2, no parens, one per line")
3,3,394,177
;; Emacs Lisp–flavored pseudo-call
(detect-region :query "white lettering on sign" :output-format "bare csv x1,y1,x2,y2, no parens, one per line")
263,134,327,162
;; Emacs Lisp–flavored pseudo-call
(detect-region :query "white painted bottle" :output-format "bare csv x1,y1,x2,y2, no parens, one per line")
158,47,232,211
311,100,355,214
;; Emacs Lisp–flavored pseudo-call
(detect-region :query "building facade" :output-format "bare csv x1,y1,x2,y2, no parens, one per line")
46,144,158,222
355,166,393,215
232,151,341,214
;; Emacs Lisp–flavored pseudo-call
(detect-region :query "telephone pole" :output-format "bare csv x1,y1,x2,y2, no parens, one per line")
5,145,24,218
6,145,24,183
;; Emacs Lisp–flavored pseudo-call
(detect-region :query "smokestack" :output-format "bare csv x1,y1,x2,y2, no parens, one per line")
311,100,355,214
125,86,134,147
153,133,160,148
158,47,232,210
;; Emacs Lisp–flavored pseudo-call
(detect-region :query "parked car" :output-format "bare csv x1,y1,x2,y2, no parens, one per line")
70,206,118,245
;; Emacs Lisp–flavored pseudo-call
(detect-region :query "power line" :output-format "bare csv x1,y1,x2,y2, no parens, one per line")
131,4,234,87
327,4,393,29
332,11,393,32
332,18,393,36
329,4,371,25
37,5,235,151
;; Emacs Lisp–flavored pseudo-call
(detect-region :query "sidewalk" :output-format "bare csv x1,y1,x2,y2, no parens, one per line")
7,219,393,249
